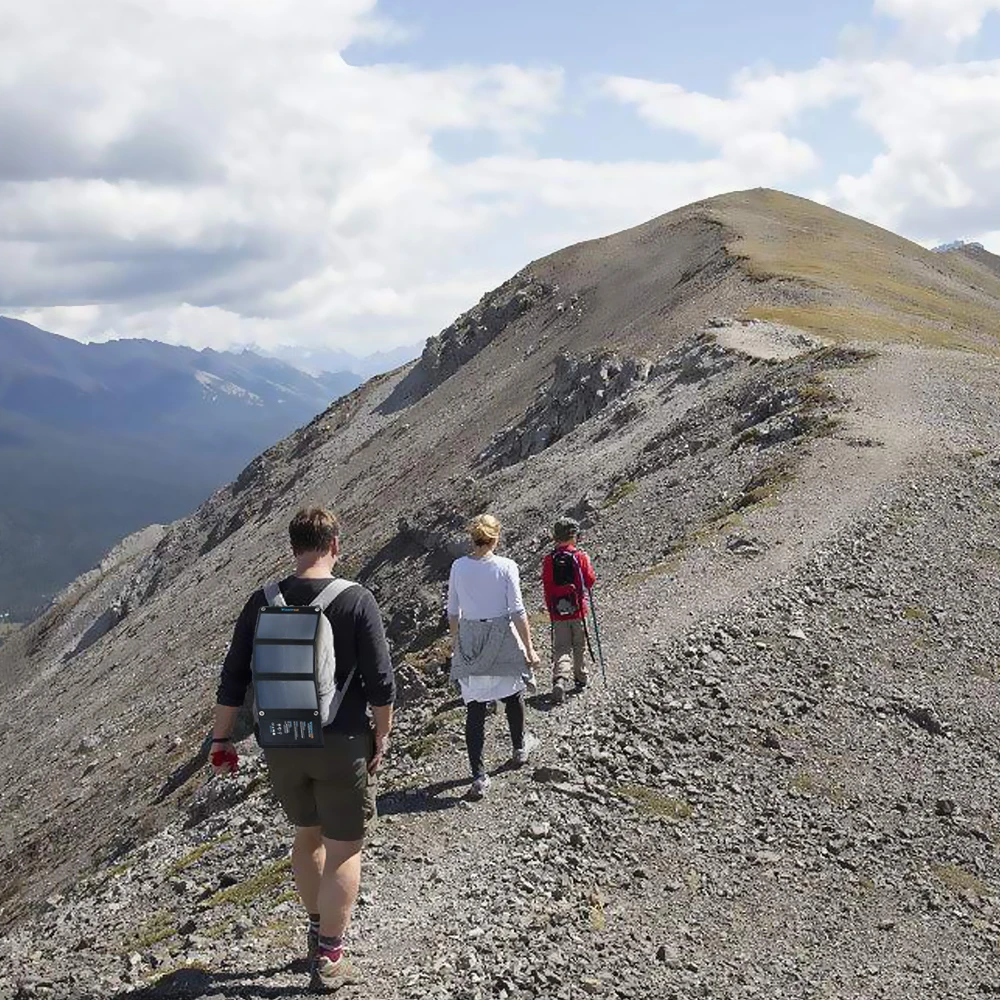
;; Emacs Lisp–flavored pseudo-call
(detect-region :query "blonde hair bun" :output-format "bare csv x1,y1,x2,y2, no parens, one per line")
468,513,501,547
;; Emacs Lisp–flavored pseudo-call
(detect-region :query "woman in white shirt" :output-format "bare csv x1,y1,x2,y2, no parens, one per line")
447,514,541,800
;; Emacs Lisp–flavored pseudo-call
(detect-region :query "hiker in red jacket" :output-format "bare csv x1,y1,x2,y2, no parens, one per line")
542,517,597,705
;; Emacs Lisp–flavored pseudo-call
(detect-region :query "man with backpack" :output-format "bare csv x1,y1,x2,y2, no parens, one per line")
542,516,597,705
210,506,394,993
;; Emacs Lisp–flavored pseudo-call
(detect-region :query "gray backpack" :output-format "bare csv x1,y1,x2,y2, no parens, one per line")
252,579,357,748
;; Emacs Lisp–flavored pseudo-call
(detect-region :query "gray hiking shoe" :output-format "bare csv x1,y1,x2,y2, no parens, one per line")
513,732,540,767
310,954,359,993
551,682,567,706
468,774,491,800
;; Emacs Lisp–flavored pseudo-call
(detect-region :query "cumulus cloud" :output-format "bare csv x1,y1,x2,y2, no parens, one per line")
603,62,855,153
4,0,1000,356
874,0,1000,44
604,42,1000,252
829,59,1000,240
0,0,569,352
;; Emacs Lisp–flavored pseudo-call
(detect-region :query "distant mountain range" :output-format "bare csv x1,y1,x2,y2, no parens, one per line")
257,341,421,378
0,317,363,620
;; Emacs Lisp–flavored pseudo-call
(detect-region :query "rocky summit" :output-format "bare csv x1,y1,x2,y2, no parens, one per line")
4,188,1000,999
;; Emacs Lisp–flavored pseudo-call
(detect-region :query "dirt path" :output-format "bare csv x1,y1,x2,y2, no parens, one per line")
10,342,999,1000
330,344,979,996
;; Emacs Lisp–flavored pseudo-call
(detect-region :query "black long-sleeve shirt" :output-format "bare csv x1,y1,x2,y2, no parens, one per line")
216,575,394,734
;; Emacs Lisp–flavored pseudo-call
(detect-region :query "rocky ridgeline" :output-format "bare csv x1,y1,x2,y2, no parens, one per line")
383,274,553,411
5,341,1000,998
481,352,653,469
0,318,882,938
416,273,552,391
8,190,1000,998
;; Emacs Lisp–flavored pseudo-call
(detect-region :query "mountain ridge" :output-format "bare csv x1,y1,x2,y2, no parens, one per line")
3,188,1000,996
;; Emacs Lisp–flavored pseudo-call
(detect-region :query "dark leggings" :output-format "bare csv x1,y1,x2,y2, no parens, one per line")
465,693,525,779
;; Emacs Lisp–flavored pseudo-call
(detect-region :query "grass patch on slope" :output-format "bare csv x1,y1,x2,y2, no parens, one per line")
202,857,292,909
167,832,233,876
934,863,993,898
129,910,178,949
603,479,639,507
745,304,994,353
617,784,693,820
708,190,1000,353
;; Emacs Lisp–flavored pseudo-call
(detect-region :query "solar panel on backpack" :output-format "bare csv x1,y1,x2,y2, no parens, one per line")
252,605,324,748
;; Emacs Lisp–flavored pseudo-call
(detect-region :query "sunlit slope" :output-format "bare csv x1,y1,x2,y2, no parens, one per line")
708,189,1000,351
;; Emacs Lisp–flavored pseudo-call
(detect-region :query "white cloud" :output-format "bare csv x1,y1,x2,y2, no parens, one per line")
830,59,1000,239
6,0,1000,357
874,0,1000,43
605,48,1000,248
604,61,856,149
971,230,1000,253
0,0,567,353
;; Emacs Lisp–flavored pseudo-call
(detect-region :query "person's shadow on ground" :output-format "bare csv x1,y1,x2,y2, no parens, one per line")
376,774,469,816
108,962,328,999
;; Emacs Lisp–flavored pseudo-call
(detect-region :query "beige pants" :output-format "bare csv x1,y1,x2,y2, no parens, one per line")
551,619,589,688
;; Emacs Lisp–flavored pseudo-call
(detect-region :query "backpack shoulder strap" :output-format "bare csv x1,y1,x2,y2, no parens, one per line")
263,581,286,607
311,578,359,611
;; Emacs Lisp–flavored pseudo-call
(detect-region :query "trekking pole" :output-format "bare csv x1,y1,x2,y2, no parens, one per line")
582,619,596,663
588,588,607,684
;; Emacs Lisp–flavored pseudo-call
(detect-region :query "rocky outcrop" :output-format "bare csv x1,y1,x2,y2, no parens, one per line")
482,351,653,469
380,272,553,412
66,548,166,659
353,507,472,657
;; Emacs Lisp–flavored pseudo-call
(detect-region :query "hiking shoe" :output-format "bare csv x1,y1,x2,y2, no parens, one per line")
310,954,359,993
468,774,491,800
574,675,589,691
551,682,567,706
512,732,540,767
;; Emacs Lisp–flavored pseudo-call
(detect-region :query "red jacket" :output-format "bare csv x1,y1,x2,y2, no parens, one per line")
542,544,597,621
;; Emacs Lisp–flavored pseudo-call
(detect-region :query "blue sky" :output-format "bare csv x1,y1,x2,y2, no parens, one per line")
352,1,874,78
4,0,1000,354
350,1,882,173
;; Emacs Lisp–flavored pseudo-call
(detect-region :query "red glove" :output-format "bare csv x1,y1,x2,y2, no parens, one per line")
211,740,239,776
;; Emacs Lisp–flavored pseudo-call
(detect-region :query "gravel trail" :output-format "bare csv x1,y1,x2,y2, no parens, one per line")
7,342,1000,1000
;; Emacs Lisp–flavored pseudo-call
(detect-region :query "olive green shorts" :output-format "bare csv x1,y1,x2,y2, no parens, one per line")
263,730,376,842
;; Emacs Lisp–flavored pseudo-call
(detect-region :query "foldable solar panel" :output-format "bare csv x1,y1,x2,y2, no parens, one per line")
252,605,324,748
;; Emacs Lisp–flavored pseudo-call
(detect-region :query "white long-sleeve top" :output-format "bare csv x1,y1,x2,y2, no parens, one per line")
446,554,526,620
446,553,528,704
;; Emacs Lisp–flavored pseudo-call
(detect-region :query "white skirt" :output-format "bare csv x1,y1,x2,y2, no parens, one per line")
459,674,526,705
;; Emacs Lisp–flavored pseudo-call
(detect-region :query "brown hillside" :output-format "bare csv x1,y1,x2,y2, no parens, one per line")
3,189,1000,997
708,190,1000,350
953,240,1000,280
